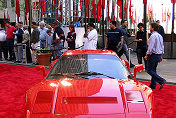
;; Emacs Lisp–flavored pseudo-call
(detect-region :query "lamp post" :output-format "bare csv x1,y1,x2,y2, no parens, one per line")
28,0,32,35
171,0,175,58
143,0,147,41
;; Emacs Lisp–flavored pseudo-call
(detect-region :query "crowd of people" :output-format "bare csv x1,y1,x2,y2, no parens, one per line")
0,19,166,89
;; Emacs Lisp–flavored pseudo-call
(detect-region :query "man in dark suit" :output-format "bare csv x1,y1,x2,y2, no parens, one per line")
156,20,165,38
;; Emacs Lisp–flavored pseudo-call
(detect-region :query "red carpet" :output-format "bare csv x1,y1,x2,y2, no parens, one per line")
0,63,176,118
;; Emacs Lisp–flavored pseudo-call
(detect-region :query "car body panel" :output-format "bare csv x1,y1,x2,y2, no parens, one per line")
26,50,153,118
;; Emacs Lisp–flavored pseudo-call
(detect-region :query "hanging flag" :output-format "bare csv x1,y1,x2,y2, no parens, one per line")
150,5,153,22
143,0,147,5
135,9,137,23
86,0,90,17
129,0,131,19
171,0,176,4
117,0,122,6
124,0,127,19
167,9,171,22
8,13,10,21
102,0,105,9
40,0,47,15
25,0,29,15
80,0,83,9
97,0,101,21
92,0,96,18
117,0,122,19
131,11,134,23
107,0,111,21
163,8,166,22
16,0,20,17
111,3,116,21
3,12,6,23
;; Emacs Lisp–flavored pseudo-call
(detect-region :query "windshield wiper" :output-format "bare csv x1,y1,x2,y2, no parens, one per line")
74,71,116,79
50,73,75,78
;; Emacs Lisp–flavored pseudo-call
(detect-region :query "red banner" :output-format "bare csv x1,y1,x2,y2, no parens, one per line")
40,0,47,15
171,0,176,3
124,0,127,19
16,0,20,17
25,0,29,15
129,0,131,19
97,0,101,21
92,0,95,18
143,0,147,5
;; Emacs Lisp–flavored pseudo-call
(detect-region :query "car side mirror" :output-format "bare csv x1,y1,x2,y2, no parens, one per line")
133,64,143,80
36,65,47,79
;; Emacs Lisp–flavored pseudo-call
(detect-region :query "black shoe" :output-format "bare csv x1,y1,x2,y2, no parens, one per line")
149,85,156,89
159,80,166,90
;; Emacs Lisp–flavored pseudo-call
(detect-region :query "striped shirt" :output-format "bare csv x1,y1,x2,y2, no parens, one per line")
147,31,164,55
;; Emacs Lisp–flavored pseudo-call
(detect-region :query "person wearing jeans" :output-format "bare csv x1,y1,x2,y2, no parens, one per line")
52,21,65,59
119,20,135,68
144,23,166,90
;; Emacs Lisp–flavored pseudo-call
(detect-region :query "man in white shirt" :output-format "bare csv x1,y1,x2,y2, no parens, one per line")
83,23,98,50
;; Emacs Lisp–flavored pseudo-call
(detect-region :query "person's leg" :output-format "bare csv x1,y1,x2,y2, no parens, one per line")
147,55,166,88
8,39,14,60
14,45,18,61
137,48,142,64
0,42,2,60
2,41,8,60
17,44,22,62
147,55,157,89
40,41,43,49
55,42,63,58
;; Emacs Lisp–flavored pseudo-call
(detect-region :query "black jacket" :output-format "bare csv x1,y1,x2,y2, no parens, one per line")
31,27,40,44
14,28,24,43
158,25,165,38
53,26,65,45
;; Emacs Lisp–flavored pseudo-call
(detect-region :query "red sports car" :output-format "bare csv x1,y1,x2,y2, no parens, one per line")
25,50,153,118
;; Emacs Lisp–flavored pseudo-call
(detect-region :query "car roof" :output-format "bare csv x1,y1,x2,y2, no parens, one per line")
62,50,117,56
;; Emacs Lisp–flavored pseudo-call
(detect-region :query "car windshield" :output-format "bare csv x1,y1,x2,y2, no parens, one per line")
46,54,132,79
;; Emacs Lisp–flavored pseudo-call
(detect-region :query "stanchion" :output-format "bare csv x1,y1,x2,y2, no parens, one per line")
128,48,133,68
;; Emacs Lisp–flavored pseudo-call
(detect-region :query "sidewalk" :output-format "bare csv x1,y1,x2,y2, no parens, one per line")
122,53,176,84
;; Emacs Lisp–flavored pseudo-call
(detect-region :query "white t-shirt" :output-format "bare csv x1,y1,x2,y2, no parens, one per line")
83,29,98,50
0,30,6,42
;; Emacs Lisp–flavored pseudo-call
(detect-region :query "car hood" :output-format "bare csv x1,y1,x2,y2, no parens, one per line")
55,79,124,115
28,78,152,118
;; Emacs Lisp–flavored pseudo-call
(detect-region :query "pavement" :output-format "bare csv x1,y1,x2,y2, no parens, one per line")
121,53,176,85
0,52,176,85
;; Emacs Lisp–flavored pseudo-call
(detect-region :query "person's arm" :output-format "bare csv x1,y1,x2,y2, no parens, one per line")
121,37,124,45
72,32,76,41
144,35,155,60
104,38,108,49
